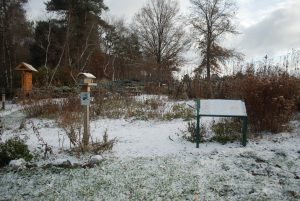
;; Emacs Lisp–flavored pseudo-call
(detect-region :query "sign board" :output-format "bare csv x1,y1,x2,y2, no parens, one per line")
80,92,91,105
195,99,248,148
199,99,247,117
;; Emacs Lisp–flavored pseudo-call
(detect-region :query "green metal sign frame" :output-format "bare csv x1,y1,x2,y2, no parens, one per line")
195,99,248,148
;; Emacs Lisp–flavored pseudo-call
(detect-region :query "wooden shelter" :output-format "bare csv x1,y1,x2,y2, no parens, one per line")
15,62,38,95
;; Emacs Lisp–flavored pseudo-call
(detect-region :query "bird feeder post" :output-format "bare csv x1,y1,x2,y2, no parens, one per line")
78,73,97,151
82,84,90,149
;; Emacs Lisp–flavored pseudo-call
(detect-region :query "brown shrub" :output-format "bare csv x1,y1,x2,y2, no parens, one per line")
58,111,83,150
296,79,300,111
224,73,298,133
22,95,81,119
22,99,61,118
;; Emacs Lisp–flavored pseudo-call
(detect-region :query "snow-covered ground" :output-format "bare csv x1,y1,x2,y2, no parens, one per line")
0,101,300,200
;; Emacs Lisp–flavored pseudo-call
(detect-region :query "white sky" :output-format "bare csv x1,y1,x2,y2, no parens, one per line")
26,0,300,63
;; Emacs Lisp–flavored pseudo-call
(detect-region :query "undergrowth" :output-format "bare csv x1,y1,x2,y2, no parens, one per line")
210,118,242,144
22,94,193,122
0,138,33,167
92,94,193,121
182,118,242,145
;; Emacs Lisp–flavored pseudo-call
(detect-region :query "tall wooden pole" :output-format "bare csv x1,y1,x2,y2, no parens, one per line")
82,85,90,151
83,102,90,148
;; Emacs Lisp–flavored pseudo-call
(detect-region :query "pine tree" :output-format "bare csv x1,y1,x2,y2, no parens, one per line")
44,0,108,85
0,0,32,91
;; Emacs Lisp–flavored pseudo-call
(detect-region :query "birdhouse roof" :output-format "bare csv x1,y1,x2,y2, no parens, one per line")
78,73,96,79
15,62,38,72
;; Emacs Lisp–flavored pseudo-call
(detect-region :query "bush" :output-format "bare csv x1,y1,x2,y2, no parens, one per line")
296,79,300,112
182,119,241,144
223,73,298,133
163,104,194,121
90,130,117,154
58,111,83,150
0,138,33,167
182,121,207,143
211,118,242,144
23,97,81,119
92,93,193,121
22,100,61,118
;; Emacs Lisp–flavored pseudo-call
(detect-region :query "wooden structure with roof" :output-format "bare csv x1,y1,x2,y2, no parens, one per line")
15,62,38,95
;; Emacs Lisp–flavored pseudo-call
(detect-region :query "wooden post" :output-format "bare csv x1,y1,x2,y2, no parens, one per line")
83,103,90,149
1,90,5,110
81,85,90,151
78,72,97,152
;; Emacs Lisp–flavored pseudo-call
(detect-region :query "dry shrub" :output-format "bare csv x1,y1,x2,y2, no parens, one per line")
90,130,117,154
224,73,298,133
144,83,168,95
58,111,83,149
22,96,81,119
56,97,83,151
21,91,116,155
22,99,61,118
31,121,53,159
92,92,193,121
296,79,300,111
186,80,211,99
57,102,117,155
60,97,82,113
170,79,223,99
16,87,79,104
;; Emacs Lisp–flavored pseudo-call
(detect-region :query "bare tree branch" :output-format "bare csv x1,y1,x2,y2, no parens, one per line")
133,0,190,83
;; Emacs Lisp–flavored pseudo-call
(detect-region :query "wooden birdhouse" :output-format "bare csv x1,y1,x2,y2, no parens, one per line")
15,62,38,95
78,73,97,86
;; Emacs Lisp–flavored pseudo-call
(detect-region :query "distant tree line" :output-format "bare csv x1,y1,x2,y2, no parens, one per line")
0,0,242,91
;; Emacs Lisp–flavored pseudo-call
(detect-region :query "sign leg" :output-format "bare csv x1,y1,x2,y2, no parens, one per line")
242,117,248,146
196,99,200,148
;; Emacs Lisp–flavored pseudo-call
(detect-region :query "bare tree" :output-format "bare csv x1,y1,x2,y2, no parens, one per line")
190,0,241,80
133,0,190,83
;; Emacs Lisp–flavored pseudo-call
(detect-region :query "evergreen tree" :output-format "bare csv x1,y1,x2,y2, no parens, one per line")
0,0,32,91
102,19,142,80
44,0,108,85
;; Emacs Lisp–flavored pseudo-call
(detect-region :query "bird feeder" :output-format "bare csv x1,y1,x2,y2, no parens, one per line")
15,62,38,95
78,73,97,86
77,73,97,150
